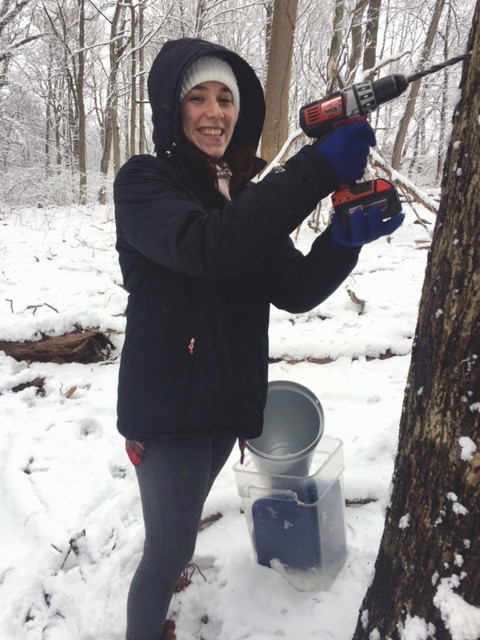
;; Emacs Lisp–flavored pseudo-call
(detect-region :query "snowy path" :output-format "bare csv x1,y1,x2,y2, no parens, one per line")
0,205,432,640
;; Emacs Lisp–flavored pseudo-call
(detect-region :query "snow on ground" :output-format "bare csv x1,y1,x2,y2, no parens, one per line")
0,204,434,640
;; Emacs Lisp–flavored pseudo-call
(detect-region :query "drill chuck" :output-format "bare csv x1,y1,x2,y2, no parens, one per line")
343,74,409,118
368,74,409,110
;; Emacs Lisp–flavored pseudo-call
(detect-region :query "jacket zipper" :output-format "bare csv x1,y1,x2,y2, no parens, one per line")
188,338,195,355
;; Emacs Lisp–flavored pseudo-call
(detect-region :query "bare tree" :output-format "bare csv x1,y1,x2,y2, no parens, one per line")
325,0,345,93
352,3,480,635
76,0,87,204
390,0,446,170
0,0,42,87
436,3,452,181
193,0,207,36
261,0,298,165
346,0,369,81
128,0,136,158
98,0,126,204
363,0,381,71
138,0,146,154
44,0,90,203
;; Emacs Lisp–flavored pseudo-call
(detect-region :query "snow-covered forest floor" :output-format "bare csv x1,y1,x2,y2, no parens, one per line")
0,203,435,640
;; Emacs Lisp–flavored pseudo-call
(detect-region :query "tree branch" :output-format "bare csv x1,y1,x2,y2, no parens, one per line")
257,128,306,180
369,148,439,215
0,31,44,60
0,0,31,33
361,49,412,82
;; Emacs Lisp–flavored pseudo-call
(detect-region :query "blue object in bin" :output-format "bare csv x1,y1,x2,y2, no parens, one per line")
252,480,346,572
252,481,319,571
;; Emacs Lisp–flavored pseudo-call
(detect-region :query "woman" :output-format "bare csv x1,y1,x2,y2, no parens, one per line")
114,37,403,640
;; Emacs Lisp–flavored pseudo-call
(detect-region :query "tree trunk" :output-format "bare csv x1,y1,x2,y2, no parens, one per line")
57,3,77,177
265,0,274,63
437,4,451,181
261,0,298,165
77,0,87,205
346,0,369,81
54,100,62,172
194,0,207,37
45,58,52,178
112,100,121,177
138,0,146,154
98,0,125,204
129,0,136,158
0,50,10,88
363,0,381,72
408,123,420,177
114,8,128,176
377,0,389,64
178,0,186,38
124,91,130,162
391,0,445,170
352,3,480,637
326,0,345,93
67,65,77,175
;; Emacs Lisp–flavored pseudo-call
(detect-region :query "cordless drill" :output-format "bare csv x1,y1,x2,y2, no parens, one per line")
299,55,469,230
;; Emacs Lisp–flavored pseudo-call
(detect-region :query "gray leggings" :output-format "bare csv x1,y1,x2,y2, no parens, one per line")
126,433,236,640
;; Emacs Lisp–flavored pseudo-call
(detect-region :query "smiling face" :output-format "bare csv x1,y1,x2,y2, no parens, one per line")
180,81,236,161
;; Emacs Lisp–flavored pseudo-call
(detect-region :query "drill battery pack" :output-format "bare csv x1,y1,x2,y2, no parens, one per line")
332,178,402,231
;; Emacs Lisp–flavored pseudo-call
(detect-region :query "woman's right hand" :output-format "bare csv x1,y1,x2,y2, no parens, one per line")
314,121,376,182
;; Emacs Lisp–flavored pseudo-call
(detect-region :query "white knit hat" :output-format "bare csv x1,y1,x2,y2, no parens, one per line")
180,56,240,121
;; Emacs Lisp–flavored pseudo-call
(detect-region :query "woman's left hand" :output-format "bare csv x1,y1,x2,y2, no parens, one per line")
331,206,405,249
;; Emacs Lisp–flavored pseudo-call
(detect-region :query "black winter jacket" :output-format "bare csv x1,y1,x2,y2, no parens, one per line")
114,38,360,442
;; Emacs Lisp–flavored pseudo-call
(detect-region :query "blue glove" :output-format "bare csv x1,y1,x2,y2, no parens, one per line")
315,121,376,182
331,206,405,249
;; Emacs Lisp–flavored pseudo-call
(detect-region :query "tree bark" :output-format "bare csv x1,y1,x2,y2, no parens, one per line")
391,0,446,170
352,3,480,636
261,0,298,165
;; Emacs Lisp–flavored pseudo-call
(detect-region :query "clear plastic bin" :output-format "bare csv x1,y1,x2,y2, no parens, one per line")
233,437,347,591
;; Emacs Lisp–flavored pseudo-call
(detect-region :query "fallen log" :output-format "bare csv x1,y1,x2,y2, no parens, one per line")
269,356,335,365
0,329,114,364
269,349,400,366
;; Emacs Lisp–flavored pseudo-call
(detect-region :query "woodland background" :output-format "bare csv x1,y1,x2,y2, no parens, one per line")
0,0,476,212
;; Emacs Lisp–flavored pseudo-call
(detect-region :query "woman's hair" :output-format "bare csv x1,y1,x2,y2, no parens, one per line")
189,131,257,193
